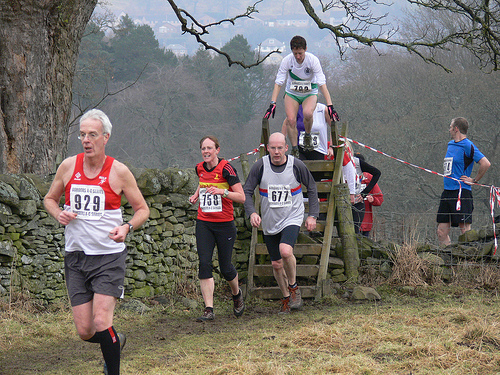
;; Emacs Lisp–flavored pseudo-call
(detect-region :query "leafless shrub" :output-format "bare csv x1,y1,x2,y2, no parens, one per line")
387,242,430,286
358,264,388,287
173,276,199,300
452,262,500,290
0,291,47,315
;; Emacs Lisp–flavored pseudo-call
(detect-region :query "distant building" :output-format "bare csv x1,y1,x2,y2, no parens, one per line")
262,53,284,65
255,38,286,65
242,15,266,28
275,18,309,28
158,22,180,35
255,38,286,55
166,44,188,57
199,14,217,25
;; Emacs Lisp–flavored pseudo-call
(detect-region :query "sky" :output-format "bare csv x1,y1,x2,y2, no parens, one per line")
98,0,410,54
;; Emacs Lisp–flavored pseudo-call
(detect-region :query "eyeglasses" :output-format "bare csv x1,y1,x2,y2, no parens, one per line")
78,132,102,141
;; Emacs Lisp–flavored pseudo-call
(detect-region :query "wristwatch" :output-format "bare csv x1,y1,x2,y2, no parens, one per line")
125,222,133,233
222,189,229,198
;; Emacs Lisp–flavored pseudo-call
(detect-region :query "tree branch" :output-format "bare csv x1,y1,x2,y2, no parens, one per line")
165,0,499,71
166,0,281,68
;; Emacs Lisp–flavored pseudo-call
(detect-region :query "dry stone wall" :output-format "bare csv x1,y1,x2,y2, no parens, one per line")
0,168,497,302
0,168,252,301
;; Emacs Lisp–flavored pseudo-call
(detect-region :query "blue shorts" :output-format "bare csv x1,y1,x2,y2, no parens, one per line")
263,225,300,261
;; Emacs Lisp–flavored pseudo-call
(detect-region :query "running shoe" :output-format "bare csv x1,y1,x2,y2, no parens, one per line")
288,285,303,310
278,297,291,315
233,288,245,317
302,133,314,151
197,308,215,322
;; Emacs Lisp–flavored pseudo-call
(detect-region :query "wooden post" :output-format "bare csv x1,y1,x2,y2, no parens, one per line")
315,120,346,299
247,117,269,297
240,153,250,182
260,117,270,157
334,183,359,282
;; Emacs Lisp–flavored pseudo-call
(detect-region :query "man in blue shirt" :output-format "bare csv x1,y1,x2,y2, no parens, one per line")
437,117,490,246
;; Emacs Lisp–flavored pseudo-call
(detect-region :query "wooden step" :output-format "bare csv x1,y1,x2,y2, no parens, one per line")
302,160,335,172
302,181,332,193
255,243,322,255
249,285,317,300
304,201,329,213
301,221,325,232
253,264,319,277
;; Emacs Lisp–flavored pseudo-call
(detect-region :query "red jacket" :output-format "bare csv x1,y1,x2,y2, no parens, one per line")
360,172,383,232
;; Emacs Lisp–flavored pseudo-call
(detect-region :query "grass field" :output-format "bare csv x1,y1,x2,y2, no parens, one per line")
1,282,500,375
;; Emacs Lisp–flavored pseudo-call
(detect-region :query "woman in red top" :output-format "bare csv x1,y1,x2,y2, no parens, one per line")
189,136,245,322
360,172,384,237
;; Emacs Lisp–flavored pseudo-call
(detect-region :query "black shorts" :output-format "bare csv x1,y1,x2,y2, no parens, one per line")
263,225,300,261
436,189,474,227
298,147,325,161
64,249,127,307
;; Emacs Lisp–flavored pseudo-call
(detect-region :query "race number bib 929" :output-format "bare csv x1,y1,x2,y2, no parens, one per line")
199,188,222,212
268,184,292,208
291,80,312,93
70,184,105,220
443,157,453,176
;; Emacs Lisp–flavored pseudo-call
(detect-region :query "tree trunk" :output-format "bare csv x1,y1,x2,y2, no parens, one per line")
0,0,97,174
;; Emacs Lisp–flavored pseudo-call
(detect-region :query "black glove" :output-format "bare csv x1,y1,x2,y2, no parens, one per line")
327,105,340,122
264,102,276,119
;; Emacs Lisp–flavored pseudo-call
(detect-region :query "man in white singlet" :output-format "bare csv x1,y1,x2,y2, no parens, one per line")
44,109,149,375
243,133,319,314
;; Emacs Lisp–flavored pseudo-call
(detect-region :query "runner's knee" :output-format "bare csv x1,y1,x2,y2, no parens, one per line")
271,259,284,271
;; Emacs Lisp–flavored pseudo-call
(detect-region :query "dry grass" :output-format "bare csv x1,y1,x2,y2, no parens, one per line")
387,242,442,286
2,285,500,375
452,262,500,290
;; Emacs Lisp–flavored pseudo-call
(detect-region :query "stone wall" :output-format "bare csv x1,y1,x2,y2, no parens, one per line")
1,168,498,302
0,168,252,301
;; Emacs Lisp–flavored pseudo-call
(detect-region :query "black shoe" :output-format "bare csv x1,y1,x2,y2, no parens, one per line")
197,308,215,322
233,288,245,317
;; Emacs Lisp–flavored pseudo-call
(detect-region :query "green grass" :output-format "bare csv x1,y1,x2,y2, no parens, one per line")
1,285,500,374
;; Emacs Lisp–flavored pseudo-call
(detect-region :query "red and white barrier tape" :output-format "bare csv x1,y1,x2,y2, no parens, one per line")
226,144,264,162
228,138,499,255
341,136,499,256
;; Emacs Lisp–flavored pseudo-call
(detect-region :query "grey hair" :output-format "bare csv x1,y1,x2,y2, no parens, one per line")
80,109,112,135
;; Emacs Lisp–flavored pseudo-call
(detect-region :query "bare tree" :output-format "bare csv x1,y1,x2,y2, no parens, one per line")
0,0,97,174
404,0,500,71
166,0,500,71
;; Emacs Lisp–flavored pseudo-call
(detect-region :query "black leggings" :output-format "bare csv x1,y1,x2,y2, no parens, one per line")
351,202,365,234
196,220,237,281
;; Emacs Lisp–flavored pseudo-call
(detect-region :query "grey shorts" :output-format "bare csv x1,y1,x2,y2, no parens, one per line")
64,249,127,307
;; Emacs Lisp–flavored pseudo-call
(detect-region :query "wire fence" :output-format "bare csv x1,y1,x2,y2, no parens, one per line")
227,140,499,265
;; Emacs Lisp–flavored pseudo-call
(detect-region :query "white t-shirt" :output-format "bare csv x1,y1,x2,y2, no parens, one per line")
275,52,326,97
